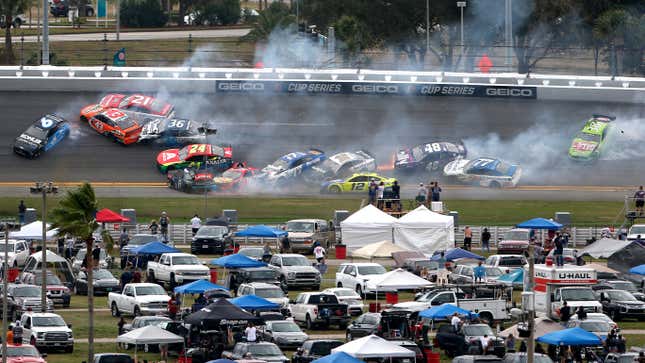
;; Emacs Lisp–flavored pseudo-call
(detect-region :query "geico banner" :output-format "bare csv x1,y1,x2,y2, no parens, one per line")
215,80,537,99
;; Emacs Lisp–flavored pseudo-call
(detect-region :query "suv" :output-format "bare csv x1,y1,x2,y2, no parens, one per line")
0,240,30,267
484,255,527,273
402,258,440,280
120,234,162,268
238,282,290,314
436,323,505,357
497,229,530,255
594,280,645,302
598,289,645,320
292,340,344,363
223,342,288,362
226,266,280,292
259,320,308,348
627,224,645,241
268,254,321,290
449,265,503,284
191,224,232,254
335,262,388,296
0,284,54,320
20,312,74,352
285,219,332,252
93,353,134,363
20,271,71,307
71,248,112,272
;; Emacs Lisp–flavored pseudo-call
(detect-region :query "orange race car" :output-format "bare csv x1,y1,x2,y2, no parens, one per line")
87,108,143,145
79,94,175,122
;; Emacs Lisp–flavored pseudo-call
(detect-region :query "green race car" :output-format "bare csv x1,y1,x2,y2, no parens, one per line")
320,172,397,193
568,114,615,161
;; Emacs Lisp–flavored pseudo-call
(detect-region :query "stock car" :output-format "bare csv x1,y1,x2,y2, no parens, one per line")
443,157,521,188
13,114,70,158
568,114,616,162
394,141,467,173
156,143,233,173
258,149,326,183
167,167,217,193
86,108,143,145
321,172,397,193
304,150,376,184
213,164,259,191
79,93,174,121
138,118,217,146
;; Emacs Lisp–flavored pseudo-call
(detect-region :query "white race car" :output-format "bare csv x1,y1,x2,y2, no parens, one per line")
443,157,521,188
304,150,375,183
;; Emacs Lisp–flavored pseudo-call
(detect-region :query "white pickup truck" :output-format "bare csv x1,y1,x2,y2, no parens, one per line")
290,292,350,330
394,288,509,323
146,253,210,287
335,262,388,296
108,283,170,317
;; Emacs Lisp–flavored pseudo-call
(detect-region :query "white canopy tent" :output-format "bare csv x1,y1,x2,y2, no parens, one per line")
116,325,185,360
340,205,397,248
394,205,454,254
579,238,632,259
331,334,416,359
352,240,406,259
9,221,58,240
366,268,433,291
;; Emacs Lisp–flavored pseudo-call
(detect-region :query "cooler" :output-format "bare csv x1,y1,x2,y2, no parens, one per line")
368,302,381,312
209,268,218,283
385,292,398,304
335,244,346,259
423,346,440,363
8,268,19,282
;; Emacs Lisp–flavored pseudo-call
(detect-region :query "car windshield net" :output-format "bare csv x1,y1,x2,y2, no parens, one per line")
576,132,601,143
463,325,494,336
357,265,387,275
196,226,228,237
282,256,311,266
5,346,40,357
606,290,638,301
248,344,281,356
135,285,167,295
33,316,66,327
286,222,315,233
255,288,284,298
580,321,610,332
25,125,47,140
270,158,290,171
271,322,301,332
13,286,41,297
172,256,200,265
561,288,596,301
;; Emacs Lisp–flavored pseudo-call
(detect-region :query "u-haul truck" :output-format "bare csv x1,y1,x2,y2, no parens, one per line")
525,264,601,320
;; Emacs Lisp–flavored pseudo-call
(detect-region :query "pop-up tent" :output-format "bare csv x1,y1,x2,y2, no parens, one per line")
536,327,602,346
630,264,645,275
235,225,287,238
22,250,74,286
229,294,280,311
394,205,454,253
174,279,228,294
95,208,130,223
498,269,524,287
431,248,484,261
516,218,563,230
116,325,185,361
366,268,433,291
9,221,58,240
579,238,631,259
351,240,406,259
419,303,478,320
184,298,263,329
211,253,267,268
608,243,645,273
312,352,364,363
331,334,415,359
340,205,397,248
131,241,180,255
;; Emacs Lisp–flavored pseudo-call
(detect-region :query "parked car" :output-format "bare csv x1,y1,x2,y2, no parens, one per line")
147,252,209,287
568,313,617,330
345,312,380,340
71,248,112,272
108,283,170,317
238,247,264,261
496,229,530,255
597,289,645,320
436,323,505,357
594,280,645,302
226,267,280,293
335,262,388,296
604,352,640,363
0,14,27,28
449,265,503,284
502,353,554,363
452,356,503,363
285,219,333,252
93,353,134,363
322,288,364,316
120,234,163,268
121,316,172,334
0,240,30,267
402,258,440,281
74,269,120,295
238,282,289,314
269,254,321,290
20,271,71,307
484,255,527,273
0,284,54,320
290,292,350,330
391,340,425,363
191,224,232,254
259,320,308,348
291,340,343,363
3,344,47,363
564,319,612,337
223,342,288,363
545,248,579,265
20,312,74,352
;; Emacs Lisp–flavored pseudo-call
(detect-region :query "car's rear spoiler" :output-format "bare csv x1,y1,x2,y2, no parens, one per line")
357,149,375,159
308,148,325,155
592,114,616,121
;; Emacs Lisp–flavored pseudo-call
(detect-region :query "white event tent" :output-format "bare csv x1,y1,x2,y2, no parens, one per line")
366,268,434,291
579,238,632,259
351,240,406,259
116,325,185,360
331,334,416,359
340,205,397,248
9,221,58,240
394,205,454,252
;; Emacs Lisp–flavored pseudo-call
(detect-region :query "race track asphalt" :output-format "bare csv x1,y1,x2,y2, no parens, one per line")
1,91,643,198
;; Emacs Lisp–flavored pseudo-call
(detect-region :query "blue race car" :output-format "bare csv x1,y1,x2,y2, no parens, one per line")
259,149,326,183
13,114,70,158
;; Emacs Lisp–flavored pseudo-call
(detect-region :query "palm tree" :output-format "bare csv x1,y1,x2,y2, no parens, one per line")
50,183,99,363
243,2,295,42
0,0,28,64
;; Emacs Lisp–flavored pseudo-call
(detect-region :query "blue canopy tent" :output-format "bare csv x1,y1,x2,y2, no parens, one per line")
126,241,180,268
498,269,524,287
235,225,287,238
312,352,364,363
174,279,228,294
229,294,280,311
629,264,645,275
536,327,603,346
419,303,479,320
211,253,267,268
516,218,563,230
431,248,484,262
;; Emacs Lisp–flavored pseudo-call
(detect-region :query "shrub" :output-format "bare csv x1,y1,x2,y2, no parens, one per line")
120,0,168,28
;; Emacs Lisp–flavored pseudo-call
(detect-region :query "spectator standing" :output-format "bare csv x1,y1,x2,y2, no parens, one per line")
159,211,170,243
554,233,564,267
190,214,202,236
368,180,377,205
559,301,571,325
474,261,486,283
119,228,129,249
65,238,74,260
6,324,13,345
120,266,132,289
149,220,159,235
262,242,272,263
376,182,385,209
431,181,442,202
280,226,290,253
117,317,126,335
245,322,257,342
313,244,326,264
416,183,427,206
391,181,401,211
481,228,491,253
505,334,516,353
450,312,462,332
168,294,179,320
12,321,23,344
463,226,473,250
18,200,26,225
57,237,65,255
92,243,101,268
437,251,447,269
480,334,490,353
635,186,645,215
132,268,142,283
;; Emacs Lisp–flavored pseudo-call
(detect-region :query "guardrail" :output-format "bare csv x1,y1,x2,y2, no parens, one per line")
0,66,643,103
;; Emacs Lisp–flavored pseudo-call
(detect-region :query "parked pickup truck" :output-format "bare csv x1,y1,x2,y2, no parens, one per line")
291,292,350,330
108,283,170,317
147,253,209,287
394,288,508,323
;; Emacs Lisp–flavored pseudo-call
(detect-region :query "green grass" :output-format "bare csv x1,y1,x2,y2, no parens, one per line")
5,196,625,226
59,310,115,339
623,335,645,349
45,342,161,363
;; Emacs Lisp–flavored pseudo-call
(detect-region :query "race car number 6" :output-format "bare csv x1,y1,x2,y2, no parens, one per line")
40,118,53,128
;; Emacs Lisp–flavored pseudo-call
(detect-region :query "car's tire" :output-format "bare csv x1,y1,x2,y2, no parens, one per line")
489,181,501,189
65,345,73,353
610,310,619,321
13,260,18,268
346,332,352,341
12,19,21,28
170,273,177,288
356,285,363,298
30,337,36,347
86,8,94,16
148,271,156,283
305,314,313,330
479,312,494,326
111,302,120,317
80,116,87,123
134,306,141,317
329,185,341,194
337,282,343,288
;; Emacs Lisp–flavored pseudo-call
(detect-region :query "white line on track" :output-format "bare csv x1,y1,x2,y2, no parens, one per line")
216,122,333,127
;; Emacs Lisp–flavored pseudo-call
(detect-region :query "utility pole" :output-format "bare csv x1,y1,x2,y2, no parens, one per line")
30,182,58,312
525,242,536,363
2,219,16,363
425,0,429,52
504,0,513,71
42,0,49,64
116,0,120,40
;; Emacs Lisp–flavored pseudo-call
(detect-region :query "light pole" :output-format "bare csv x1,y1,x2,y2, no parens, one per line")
523,241,536,363
457,1,466,47
425,0,429,52
42,0,49,64
504,0,513,71
2,218,16,363
30,182,58,312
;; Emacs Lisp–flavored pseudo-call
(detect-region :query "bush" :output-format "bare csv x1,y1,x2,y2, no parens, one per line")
120,0,168,28
194,0,241,26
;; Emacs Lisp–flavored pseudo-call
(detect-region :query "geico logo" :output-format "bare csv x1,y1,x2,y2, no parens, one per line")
486,88,534,97
218,82,265,91
351,84,399,93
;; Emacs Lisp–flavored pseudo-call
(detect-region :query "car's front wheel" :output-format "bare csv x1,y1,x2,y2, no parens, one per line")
329,185,341,194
